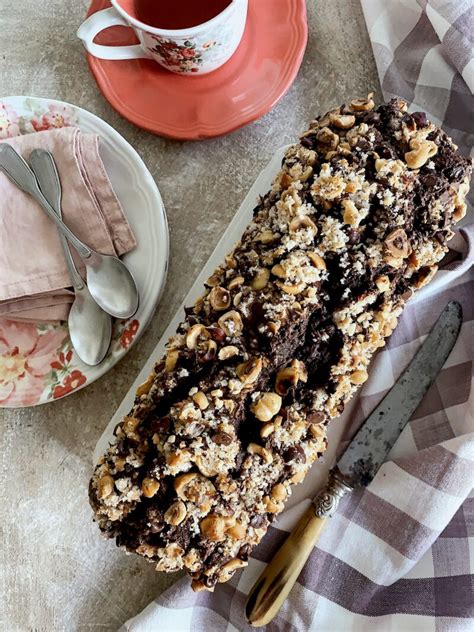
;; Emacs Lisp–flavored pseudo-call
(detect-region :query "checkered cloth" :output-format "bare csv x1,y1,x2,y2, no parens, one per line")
360,0,473,159
120,228,473,631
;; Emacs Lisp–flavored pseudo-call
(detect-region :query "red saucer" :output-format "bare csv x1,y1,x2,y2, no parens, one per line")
84,0,307,139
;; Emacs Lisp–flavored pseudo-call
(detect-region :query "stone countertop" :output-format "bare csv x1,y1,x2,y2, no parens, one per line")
0,1,380,629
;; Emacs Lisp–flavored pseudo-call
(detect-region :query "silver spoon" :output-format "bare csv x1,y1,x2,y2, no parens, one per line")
29,149,112,366
0,142,139,319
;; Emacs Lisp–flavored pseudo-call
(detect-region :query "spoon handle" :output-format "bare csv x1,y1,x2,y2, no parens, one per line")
0,143,92,259
29,149,85,292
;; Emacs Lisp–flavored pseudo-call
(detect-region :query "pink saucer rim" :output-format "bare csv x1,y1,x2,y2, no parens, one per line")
85,0,308,140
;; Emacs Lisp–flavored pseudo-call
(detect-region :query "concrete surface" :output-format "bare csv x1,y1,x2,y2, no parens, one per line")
0,1,380,630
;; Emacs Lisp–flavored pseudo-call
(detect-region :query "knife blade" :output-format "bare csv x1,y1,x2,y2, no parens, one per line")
338,299,462,487
246,301,462,627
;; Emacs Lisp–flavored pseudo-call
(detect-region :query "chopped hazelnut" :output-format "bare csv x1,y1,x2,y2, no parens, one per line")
299,166,314,182
268,321,280,334
164,501,187,526
264,495,283,513
375,275,391,292
251,392,282,422
174,473,198,498
349,94,375,111
186,324,209,350
275,360,306,396
192,391,209,410
142,477,160,498
218,345,239,360
251,268,270,290
200,339,217,361
342,199,361,227
136,375,154,397
309,424,326,439
114,457,126,473
316,126,339,150
195,455,219,478
217,310,243,337
329,113,356,129
248,443,273,464
345,177,361,193
206,272,223,287
217,559,247,583
405,139,438,169
317,107,340,127
200,514,227,541
307,251,326,270
97,475,114,500
225,254,237,269
289,216,318,236
271,263,286,278
227,276,244,290
236,357,263,385
257,229,276,244
260,422,275,438
276,280,306,295
350,370,368,385
167,450,192,471
227,522,247,540
136,544,158,558
233,291,242,307
383,254,404,269
384,228,410,259
174,473,215,506
271,483,288,502
414,265,438,289
165,349,179,372
209,286,231,311
122,416,140,437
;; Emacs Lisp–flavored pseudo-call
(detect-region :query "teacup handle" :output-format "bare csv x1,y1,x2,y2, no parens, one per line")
77,7,152,60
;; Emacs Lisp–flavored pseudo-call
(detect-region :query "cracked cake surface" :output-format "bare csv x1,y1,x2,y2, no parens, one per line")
90,95,472,590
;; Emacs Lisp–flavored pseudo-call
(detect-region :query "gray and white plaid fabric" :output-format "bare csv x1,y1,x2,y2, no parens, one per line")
120,229,473,632
360,0,473,158
119,3,474,629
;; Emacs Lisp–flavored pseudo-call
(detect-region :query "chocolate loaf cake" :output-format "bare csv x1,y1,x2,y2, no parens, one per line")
90,95,472,590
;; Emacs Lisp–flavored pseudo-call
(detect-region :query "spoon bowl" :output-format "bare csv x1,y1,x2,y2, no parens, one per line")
68,283,113,365
87,251,140,319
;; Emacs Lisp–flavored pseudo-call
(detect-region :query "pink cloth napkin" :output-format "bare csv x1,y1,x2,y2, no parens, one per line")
0,127,136,323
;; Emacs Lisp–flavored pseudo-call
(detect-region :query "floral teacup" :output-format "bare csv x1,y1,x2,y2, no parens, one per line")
77,0,248,75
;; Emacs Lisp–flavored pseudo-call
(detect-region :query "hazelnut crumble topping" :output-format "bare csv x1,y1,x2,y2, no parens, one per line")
90,96,472,591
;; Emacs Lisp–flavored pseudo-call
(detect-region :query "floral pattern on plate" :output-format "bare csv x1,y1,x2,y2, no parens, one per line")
0,97,145,407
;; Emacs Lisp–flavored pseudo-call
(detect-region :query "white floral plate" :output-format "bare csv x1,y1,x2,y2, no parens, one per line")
0,96,169,407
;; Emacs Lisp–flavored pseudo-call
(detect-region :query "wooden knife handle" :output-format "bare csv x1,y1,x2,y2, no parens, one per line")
245,469,352,627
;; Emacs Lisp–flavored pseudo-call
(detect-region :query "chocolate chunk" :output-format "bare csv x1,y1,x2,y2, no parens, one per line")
167,519,192,550
150,416,171,435
362,111,381,126
411,111,428,128
208,326,226,342
212,432,233,446
284,445,306,464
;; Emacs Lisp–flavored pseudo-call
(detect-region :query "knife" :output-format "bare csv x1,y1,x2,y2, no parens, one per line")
246,300,462,627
